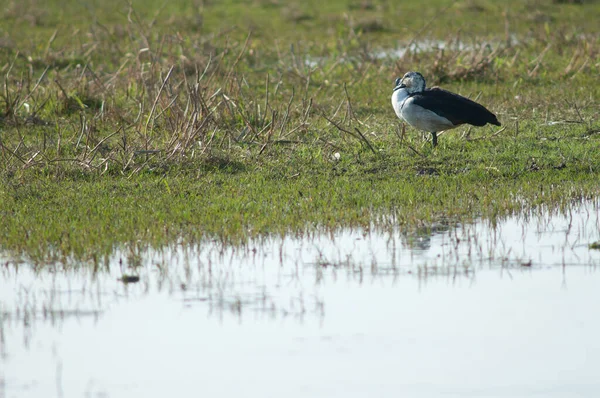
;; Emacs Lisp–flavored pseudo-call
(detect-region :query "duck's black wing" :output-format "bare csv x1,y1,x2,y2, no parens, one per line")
409,88,501,127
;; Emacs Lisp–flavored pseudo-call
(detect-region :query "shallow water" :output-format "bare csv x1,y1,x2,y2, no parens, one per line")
2,200,600,398
305,36,519,67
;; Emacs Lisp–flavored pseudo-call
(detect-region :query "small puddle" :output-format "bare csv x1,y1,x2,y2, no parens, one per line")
373,39,471,60
305,36,518,67
1,200,600,397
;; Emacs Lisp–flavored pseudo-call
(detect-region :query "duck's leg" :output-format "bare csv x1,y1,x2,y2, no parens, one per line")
431,131,438,147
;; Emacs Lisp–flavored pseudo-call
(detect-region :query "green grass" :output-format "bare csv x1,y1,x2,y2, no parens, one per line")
1,0,599,266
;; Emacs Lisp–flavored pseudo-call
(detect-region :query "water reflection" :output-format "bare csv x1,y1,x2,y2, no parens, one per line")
1,200,600,397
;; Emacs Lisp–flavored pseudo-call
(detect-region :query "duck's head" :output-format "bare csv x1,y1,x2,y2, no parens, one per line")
393,71,426,94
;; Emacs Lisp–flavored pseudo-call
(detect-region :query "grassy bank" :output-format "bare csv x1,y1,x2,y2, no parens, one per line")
1,0,599,265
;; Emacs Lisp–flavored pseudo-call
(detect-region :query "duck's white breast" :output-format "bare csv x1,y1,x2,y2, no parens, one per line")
391,88,409,120
400,97,456,132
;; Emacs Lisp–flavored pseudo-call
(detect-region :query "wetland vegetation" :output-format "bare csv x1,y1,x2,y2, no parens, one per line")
1,0,599,265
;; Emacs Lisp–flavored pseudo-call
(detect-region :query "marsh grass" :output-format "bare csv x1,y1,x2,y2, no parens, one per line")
0,0,599,265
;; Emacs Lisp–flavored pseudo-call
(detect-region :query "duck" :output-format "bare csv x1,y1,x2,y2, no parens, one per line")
391,71,500,147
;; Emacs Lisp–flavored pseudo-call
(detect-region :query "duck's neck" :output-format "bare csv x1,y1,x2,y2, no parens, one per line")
391,87,410,119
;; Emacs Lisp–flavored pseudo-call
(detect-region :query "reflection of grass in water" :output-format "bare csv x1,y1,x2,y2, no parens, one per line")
1,240,328,337
1,0,599,265
311,202,600,276
3,202,597,343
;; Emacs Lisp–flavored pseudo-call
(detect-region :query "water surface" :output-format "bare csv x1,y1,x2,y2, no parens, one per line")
2,201,600,398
